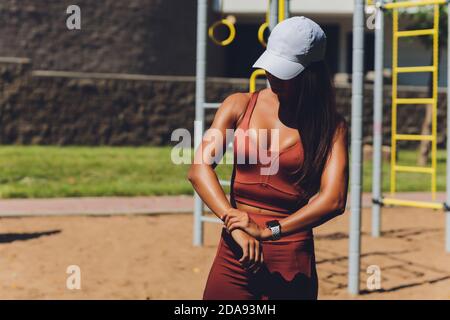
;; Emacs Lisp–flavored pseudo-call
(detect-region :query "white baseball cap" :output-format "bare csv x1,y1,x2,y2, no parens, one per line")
253,16,327,80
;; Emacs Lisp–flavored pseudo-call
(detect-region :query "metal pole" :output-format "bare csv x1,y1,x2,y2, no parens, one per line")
285,0,290,19
212,0,222,12
269,0,278,30
348,0,365,295
446,1,450,253
265,0,279,89
372,1,384,238
193,0,207,246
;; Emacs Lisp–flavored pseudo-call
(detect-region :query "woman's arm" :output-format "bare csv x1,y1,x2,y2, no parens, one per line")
274,120,349,237
224,120,349,240
188,93,264,272
187,93,250,220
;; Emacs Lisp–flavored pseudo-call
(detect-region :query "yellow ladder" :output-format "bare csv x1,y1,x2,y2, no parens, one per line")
383,0,446,209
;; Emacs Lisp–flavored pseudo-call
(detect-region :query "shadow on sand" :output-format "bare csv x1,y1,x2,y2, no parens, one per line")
0,230,61,244
315,227,449,295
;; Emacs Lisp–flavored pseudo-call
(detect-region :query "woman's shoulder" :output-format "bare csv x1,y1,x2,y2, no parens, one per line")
223,92,252,108
218,92,253,122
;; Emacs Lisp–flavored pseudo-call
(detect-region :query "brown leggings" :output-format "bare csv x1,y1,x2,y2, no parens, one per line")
203,221,318,300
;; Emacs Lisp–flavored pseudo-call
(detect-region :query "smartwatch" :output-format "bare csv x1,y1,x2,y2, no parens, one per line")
266,220,281,241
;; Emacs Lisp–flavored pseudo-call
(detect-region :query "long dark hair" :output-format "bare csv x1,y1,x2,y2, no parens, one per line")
295,61,342,196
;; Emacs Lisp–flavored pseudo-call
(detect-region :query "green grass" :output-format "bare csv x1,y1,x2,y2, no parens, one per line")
364,148,447,193
0,146,233,198
0,146,446,198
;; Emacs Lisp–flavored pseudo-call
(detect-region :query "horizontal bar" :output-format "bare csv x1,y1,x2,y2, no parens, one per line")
32,70,194,82
219,180,231,186
396,66,435,73
396,29,436,38
0,56,31,64
394,165,434,174
201,216,222,223
382,198,444,210
204,103,221,109
394,134,434,141
384,0,447,9
395,98,435,105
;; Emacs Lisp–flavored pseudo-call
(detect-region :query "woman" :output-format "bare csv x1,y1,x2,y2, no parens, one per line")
188,16,349,300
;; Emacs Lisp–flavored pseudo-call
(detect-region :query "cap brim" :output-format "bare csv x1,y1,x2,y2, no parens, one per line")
252,50,305,80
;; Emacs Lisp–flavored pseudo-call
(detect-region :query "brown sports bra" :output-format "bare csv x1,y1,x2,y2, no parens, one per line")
230,91,310,215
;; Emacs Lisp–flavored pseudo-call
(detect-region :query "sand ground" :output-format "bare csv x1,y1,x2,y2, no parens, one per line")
0,208,449,299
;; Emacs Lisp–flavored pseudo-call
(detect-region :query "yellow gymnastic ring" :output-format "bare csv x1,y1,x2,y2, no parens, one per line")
208,19,236,46
249,69,267,93
257,22,269,47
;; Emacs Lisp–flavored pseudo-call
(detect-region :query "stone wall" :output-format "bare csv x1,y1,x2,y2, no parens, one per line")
0,60,447,147
0,0,224,76
0,61,247,145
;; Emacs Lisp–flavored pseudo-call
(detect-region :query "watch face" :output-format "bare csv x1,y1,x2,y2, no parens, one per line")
271,225,281,240
266,220,279,228
265,220,281,240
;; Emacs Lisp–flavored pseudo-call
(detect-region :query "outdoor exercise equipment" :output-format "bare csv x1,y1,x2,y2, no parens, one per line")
208,18,236,46
348,0,450,296
348,0,366,297
258,2,271,47
370,0,450,253
249,69,267,93
258,0,288,47
388,0,442,207
258,21,270,47
208,0,236,46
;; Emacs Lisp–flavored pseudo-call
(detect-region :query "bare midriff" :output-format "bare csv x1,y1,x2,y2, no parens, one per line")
235,201,288,217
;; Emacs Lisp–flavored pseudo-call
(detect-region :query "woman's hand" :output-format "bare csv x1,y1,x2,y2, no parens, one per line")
223,210,269,240
229,229,264,273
